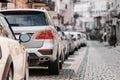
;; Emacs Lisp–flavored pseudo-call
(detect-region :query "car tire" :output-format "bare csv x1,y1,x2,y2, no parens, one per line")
65,53,68,60
48,54,59,75
75,47,78,51
84,44,87,46
59,54,63,69
70,50,74,55
59,61,62,69
61,53,64,64
7,67,13,80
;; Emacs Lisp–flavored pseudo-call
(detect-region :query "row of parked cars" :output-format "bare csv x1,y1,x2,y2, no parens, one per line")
0,8,87,80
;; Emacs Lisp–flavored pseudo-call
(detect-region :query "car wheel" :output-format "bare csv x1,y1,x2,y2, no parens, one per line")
84,44,87,46
65,53,68,60
59,60,62,69
48,54,59,75
75,47,78,51
70,50,74,55
24,61,29,80
7,67,13,80
61,53,64,64
59,54,63,70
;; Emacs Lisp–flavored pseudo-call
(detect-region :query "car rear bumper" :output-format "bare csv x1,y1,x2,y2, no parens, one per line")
26,48,56,66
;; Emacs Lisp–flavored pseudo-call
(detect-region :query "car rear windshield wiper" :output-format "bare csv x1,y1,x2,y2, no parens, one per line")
10,24,19,26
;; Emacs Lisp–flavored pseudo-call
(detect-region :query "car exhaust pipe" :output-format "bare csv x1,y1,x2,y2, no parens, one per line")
39,57,49,61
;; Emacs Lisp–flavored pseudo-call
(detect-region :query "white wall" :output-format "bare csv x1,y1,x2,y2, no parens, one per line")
91,0,108,17
7,3,14,9
74,2,91,12
92,1,108,11
54,0,74,25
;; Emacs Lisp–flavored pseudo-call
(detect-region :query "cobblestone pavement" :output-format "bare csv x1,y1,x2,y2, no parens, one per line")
79,41,120,80
29,41,120,80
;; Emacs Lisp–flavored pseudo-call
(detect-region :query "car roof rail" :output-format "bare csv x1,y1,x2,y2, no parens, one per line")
0,7,7,10
39,7,47,11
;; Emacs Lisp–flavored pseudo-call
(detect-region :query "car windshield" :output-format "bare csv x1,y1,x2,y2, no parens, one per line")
2,11,48,26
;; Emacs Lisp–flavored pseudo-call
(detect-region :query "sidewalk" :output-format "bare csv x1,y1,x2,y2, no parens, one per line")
102,41,109,46
102,41,120,52
113,46,120,52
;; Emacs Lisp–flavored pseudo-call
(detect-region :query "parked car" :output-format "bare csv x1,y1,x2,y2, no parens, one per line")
0,14,29,80
56,27,69,60
60,32,70,59
64,31,75,55
0,9,63,75
79,32,87,46
69,32,81,50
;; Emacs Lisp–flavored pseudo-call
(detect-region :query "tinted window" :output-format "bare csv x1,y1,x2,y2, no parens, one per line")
2,11,48,26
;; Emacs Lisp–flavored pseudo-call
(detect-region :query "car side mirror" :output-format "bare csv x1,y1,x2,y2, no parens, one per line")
61,36,65,40
19,33,31,43
55,26,61,31
73,38,76,41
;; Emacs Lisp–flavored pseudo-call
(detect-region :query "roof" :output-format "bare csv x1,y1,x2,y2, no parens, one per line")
0,8,47,13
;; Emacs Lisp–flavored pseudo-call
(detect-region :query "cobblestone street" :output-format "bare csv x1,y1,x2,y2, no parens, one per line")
29,41,120,80
79,41,120,80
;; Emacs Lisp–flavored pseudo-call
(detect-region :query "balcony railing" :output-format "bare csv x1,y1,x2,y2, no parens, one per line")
29,0,44,3
0,0,12,2
29,0,55,10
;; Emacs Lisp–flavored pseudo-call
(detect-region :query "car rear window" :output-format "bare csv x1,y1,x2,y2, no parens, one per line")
1,11,48,26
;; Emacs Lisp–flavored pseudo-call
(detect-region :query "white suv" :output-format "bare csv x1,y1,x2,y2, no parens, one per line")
1,9,63,75
0,14,28,80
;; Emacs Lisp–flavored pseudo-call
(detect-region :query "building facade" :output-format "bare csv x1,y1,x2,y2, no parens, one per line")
108,0,120,45
0,0,74,30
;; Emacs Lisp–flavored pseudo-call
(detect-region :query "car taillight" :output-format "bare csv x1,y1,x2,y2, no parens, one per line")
38,49,53,55
0,46,2,59
36,30,55,39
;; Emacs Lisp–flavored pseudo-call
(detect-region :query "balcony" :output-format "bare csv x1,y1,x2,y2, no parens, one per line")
59,2,66,10
0,0,12,2
29,0,44,3
29,0,55,10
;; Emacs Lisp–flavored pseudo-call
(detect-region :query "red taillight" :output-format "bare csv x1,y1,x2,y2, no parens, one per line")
38,49,53,55
36,30,55,39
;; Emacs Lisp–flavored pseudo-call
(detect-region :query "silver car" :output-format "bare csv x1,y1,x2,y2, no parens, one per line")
69,32,81,50
1,9,63,75
64,31,75,55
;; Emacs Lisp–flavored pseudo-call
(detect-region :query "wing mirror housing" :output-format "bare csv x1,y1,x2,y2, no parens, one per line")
72,38,76,41
19,33,31,43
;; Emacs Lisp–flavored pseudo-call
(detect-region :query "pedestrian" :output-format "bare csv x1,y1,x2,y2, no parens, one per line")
99,34,103,43
108,32,117,47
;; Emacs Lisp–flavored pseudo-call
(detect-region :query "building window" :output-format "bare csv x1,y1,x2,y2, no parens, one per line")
65,4,67,9
60,0,62,2
1,3,7,9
